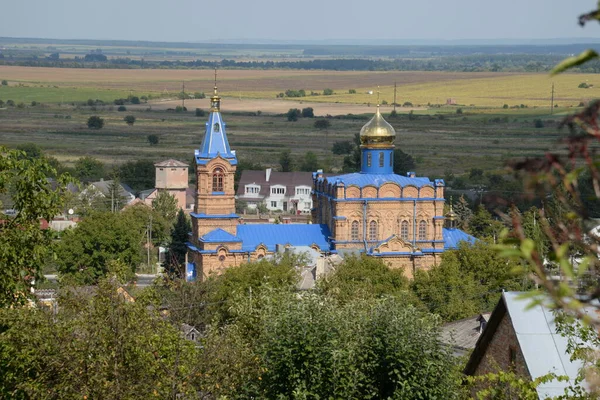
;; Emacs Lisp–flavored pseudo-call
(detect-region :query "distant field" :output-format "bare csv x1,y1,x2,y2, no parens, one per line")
0,66,596,109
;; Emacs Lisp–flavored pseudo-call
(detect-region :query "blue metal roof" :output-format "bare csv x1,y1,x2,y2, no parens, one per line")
196,111,237,163
201,228,241,243
236,224,331,252
442,228,477,250
319,172,433,189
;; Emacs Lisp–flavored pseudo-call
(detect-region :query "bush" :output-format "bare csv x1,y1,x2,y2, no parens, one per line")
30,101,38,107
286,108,301,122
456,108,463,114
195,108,206,117
114,98,125,105
147,134,159,145
348,89,356,94
87,116,104,129
503,104,509,109
323,88,334,96
1,80,7,86
0,100,4,107
534,119,544,128
331,140,353,155
175,105,187,113
6,100,14,107
117,105,127,112
124,115,136,125
130,96,140,104
285,89,305,98
194,92,206,99
301,107,314,118
314,119,331,130
578,82,590,89
403,101,413,107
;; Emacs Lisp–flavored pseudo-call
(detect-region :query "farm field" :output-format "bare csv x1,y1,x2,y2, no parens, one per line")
0,66,597,109
0,103,580,179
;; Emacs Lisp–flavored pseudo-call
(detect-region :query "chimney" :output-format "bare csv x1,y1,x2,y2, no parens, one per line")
406,171,416,178
266,168,272,182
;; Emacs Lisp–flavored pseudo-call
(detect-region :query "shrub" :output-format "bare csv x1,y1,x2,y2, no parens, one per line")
1,80,7,86
194,92,206,99
195,108,205,117
314,119,331,130
0,100,4,107
129,96,140,104
534,119,544,128
87,116,104,129
114,98,125,105
286,108,301,122
30,101,38,107
117,105,127,112
578,82,590,89
301,107,314,118
503,104,509,109
323,88,334,96
348,89,356,94
6,100,14,107
456,108,463,114
16,102,25,109
175,106,186,113
147,134,159,145
124,115,136,125
403,101,413,107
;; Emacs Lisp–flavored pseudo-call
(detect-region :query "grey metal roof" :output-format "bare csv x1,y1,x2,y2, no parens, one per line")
440,315,484,355
502,292,586,398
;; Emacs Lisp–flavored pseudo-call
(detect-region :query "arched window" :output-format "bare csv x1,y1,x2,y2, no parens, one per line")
212,168,224,192
369,220,378,241
213,123,220,132
367,152,372,167
379,152,384,167
418,220,427,241
400,220,409,240
351,221,359,241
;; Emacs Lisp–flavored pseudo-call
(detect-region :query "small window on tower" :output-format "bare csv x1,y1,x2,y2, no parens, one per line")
367,153,372,167
213,123,220,132
379,152,384,167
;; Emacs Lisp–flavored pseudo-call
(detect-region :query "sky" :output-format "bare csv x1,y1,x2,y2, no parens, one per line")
1,0,597,43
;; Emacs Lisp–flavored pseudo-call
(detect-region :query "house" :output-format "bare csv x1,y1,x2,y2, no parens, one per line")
180,323,201,343
464,291,590,398
83,179,136,211
141,159,192,211
236,168,313,214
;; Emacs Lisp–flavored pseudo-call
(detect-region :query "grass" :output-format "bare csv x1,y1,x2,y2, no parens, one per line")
0,85,146,104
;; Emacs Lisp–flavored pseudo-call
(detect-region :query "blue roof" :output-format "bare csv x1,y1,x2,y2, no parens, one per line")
320,172,433,189
442,228,477,250
236,224,331,252
196,111,237,163
201,228,241,243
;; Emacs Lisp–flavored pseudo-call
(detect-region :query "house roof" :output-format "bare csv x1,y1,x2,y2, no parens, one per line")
236,224,331,252
441,315,485,354
236,170,314,198
442,228,477,250
89,180,135,201
317,172,433,190
465,292,588,398
155,159,188,167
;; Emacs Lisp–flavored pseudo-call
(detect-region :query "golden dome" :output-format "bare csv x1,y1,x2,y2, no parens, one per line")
360,106,396,148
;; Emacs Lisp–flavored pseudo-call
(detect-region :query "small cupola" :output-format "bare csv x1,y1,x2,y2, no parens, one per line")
445,199,458,229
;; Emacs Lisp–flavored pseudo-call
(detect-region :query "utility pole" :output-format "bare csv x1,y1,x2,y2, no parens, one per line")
393,81,397,112
550,83,555,115
182,81,185,109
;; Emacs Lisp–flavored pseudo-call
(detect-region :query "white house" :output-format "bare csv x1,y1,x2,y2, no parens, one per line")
236,168,313,214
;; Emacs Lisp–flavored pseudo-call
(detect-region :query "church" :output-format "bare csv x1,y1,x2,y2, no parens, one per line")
186,84,475,281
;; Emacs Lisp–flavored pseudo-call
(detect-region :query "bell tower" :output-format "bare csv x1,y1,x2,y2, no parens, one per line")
192,71,239,239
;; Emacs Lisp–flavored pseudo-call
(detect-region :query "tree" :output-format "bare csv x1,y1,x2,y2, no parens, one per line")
468,204,505,239
195,108,205,117
0,278,200,399
74,156,105,182
299,151,318,172
314,118,331,130
301,107,314,118
15,143,42,160
147,134,159,146
342,133,361,172
331,140,353,155
323,88,334,95
112,159,155,192
86,115,104,129
279,149,293,172
129,96,140,104
152,190,178,222
286,108,300,121
0,147,71,307
117,105,127,112
1,80,7,86
194,91,205,99
163,209,191,279
123,115,136,125
393,148,416,175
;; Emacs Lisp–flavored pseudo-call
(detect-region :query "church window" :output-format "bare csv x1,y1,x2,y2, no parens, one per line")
351,221,359,241
379,152,384,167
418,220,427,241
213,123,220,132
212,168,224,192
367,152,372,167
369,220,378,241
390,152,393,167
400,220,409,240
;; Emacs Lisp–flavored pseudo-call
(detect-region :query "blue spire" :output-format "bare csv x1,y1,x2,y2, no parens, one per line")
195,81,237,166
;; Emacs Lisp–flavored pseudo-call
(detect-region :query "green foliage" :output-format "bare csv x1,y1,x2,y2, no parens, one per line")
193,91,205,99
74,156,105,182
14,143,42,160
331,140,353,155
578,82,591,89
129,96,140,104
317,255,415,304
284,89,305,98
111,159,155,192
323,88,334,95
0,278,199,399
195,107,205,117
286,108,301,121
0,147,71,307
117,105,127,112
175,105,186,112
151,190,178,222
123,114,135,125
147,134,159,146
1,80,7,85
468,204,505,239
314,118,331,129
86,115,104,129
456,107,463,114
393,148,416,176
349,88,356,94
299,151,318,172
534,118,544,128
163,209,191,279
551,49,599,75
279,149,293,172
301,107,314,118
